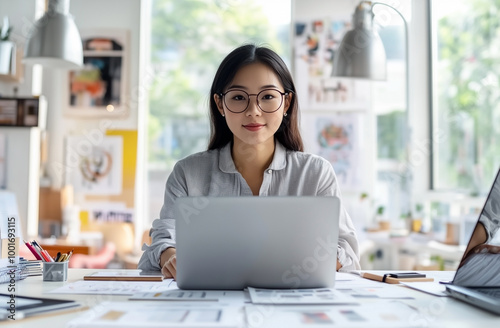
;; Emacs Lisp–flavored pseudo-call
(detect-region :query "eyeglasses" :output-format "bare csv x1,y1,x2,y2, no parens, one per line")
219,88,289,113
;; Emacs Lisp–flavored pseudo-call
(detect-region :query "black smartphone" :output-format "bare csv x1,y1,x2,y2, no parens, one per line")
389,272,426,279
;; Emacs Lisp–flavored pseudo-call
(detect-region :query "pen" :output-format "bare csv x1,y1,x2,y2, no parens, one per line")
54,252,61,262
39,249,51,262
31,242,46,261
44,250,54,262
23,240,43,261
32,240,53,262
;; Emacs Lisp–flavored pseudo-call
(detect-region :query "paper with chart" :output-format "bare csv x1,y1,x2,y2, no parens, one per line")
248,287,357,305
130,289,248,303
67,301,241,328
245,301,419,328
48,279,177,295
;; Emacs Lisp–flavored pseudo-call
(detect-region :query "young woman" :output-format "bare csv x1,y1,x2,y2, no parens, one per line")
138,44,360,278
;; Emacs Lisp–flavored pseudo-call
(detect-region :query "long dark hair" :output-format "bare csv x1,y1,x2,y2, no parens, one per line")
208,44,303,151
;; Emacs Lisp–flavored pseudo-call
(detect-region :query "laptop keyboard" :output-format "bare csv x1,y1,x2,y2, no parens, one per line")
475,288,500,298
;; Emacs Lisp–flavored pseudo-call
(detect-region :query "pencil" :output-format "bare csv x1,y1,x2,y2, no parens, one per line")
66,249,74,261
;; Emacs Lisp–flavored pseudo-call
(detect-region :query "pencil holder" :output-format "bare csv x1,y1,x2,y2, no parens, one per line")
43,261,68,282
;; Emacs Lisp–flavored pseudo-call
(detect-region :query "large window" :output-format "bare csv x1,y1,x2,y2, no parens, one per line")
147,0,291,222
431,0,500,194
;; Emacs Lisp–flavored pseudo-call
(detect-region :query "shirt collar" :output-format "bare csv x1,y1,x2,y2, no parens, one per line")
219,140,287,173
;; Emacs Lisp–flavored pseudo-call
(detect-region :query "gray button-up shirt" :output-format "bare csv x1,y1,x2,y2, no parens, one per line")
138,141,360,272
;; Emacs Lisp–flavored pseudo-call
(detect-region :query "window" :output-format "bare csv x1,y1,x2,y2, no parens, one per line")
147,0,291,223
431,0,500,195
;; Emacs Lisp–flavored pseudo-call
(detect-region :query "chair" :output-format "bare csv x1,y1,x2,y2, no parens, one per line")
69,242,116,269
69,222,135,269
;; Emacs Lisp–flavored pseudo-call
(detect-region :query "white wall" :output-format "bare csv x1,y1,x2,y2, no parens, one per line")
1,127,40,238
1,0,146,243
42,0,142,188
292,0,377,232
40,0,146,248
293,0,431,232
409,0,431,199
0,0,41,238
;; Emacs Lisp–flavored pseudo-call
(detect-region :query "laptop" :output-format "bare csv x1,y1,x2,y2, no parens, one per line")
174,196,340,290
445,168,500,314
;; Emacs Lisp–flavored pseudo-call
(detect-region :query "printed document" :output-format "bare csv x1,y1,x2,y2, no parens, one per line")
248,287,357,305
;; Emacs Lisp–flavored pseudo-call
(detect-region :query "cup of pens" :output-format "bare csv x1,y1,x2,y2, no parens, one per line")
43,261,68,282
24,240,72,282
42,250,73,282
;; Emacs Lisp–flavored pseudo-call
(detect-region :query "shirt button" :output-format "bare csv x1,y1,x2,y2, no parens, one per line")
267,169,272,174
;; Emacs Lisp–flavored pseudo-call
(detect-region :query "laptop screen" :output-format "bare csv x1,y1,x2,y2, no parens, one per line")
453,169,500,287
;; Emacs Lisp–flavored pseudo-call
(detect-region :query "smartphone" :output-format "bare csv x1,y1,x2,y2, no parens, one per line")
388,272,426,279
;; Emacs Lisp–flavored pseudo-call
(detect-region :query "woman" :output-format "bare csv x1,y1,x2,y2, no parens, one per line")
138,44,360,278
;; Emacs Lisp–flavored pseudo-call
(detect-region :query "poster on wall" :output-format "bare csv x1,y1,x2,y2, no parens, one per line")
64,135,123,195
294,18,369,110
64,130,137,227
67,29,129,117
84,202,133,223
302,113,365,191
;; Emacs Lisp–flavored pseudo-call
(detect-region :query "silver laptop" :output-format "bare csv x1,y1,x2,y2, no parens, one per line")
445,168,500,315
175,196,340,290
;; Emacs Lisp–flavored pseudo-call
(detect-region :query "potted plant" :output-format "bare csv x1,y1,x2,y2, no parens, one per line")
0,16,15,75
376,205,391,231
411,203,424,232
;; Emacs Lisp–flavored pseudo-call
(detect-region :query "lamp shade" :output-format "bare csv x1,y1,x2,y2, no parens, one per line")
24,0,82,69
332,2,387,80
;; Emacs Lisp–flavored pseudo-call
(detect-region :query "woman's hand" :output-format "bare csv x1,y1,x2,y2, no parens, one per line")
160,248,177,279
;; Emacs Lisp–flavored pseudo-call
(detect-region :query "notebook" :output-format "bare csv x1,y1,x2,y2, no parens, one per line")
175,196,340,290
83,270,164,281
445,168,500,315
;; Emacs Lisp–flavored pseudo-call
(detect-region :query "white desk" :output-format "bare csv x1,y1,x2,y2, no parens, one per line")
2,269,499,327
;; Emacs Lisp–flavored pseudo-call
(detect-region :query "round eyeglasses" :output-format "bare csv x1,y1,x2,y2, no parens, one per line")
219,88,289,113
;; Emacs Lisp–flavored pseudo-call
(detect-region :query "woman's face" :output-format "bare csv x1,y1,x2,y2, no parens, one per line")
215,62,292,148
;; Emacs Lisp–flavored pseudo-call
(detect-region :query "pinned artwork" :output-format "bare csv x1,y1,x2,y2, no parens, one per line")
67,29,128,117
63,130,137,225
303,113,366,191
294,18,369,110
65,135,123,195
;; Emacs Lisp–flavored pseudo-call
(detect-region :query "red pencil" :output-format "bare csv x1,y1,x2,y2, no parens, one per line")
23,240,43,261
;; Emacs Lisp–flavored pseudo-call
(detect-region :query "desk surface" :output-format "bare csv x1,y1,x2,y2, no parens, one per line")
2,269,499,327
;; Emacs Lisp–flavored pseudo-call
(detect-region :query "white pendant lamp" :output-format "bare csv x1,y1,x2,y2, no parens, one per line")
24,0,83,69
